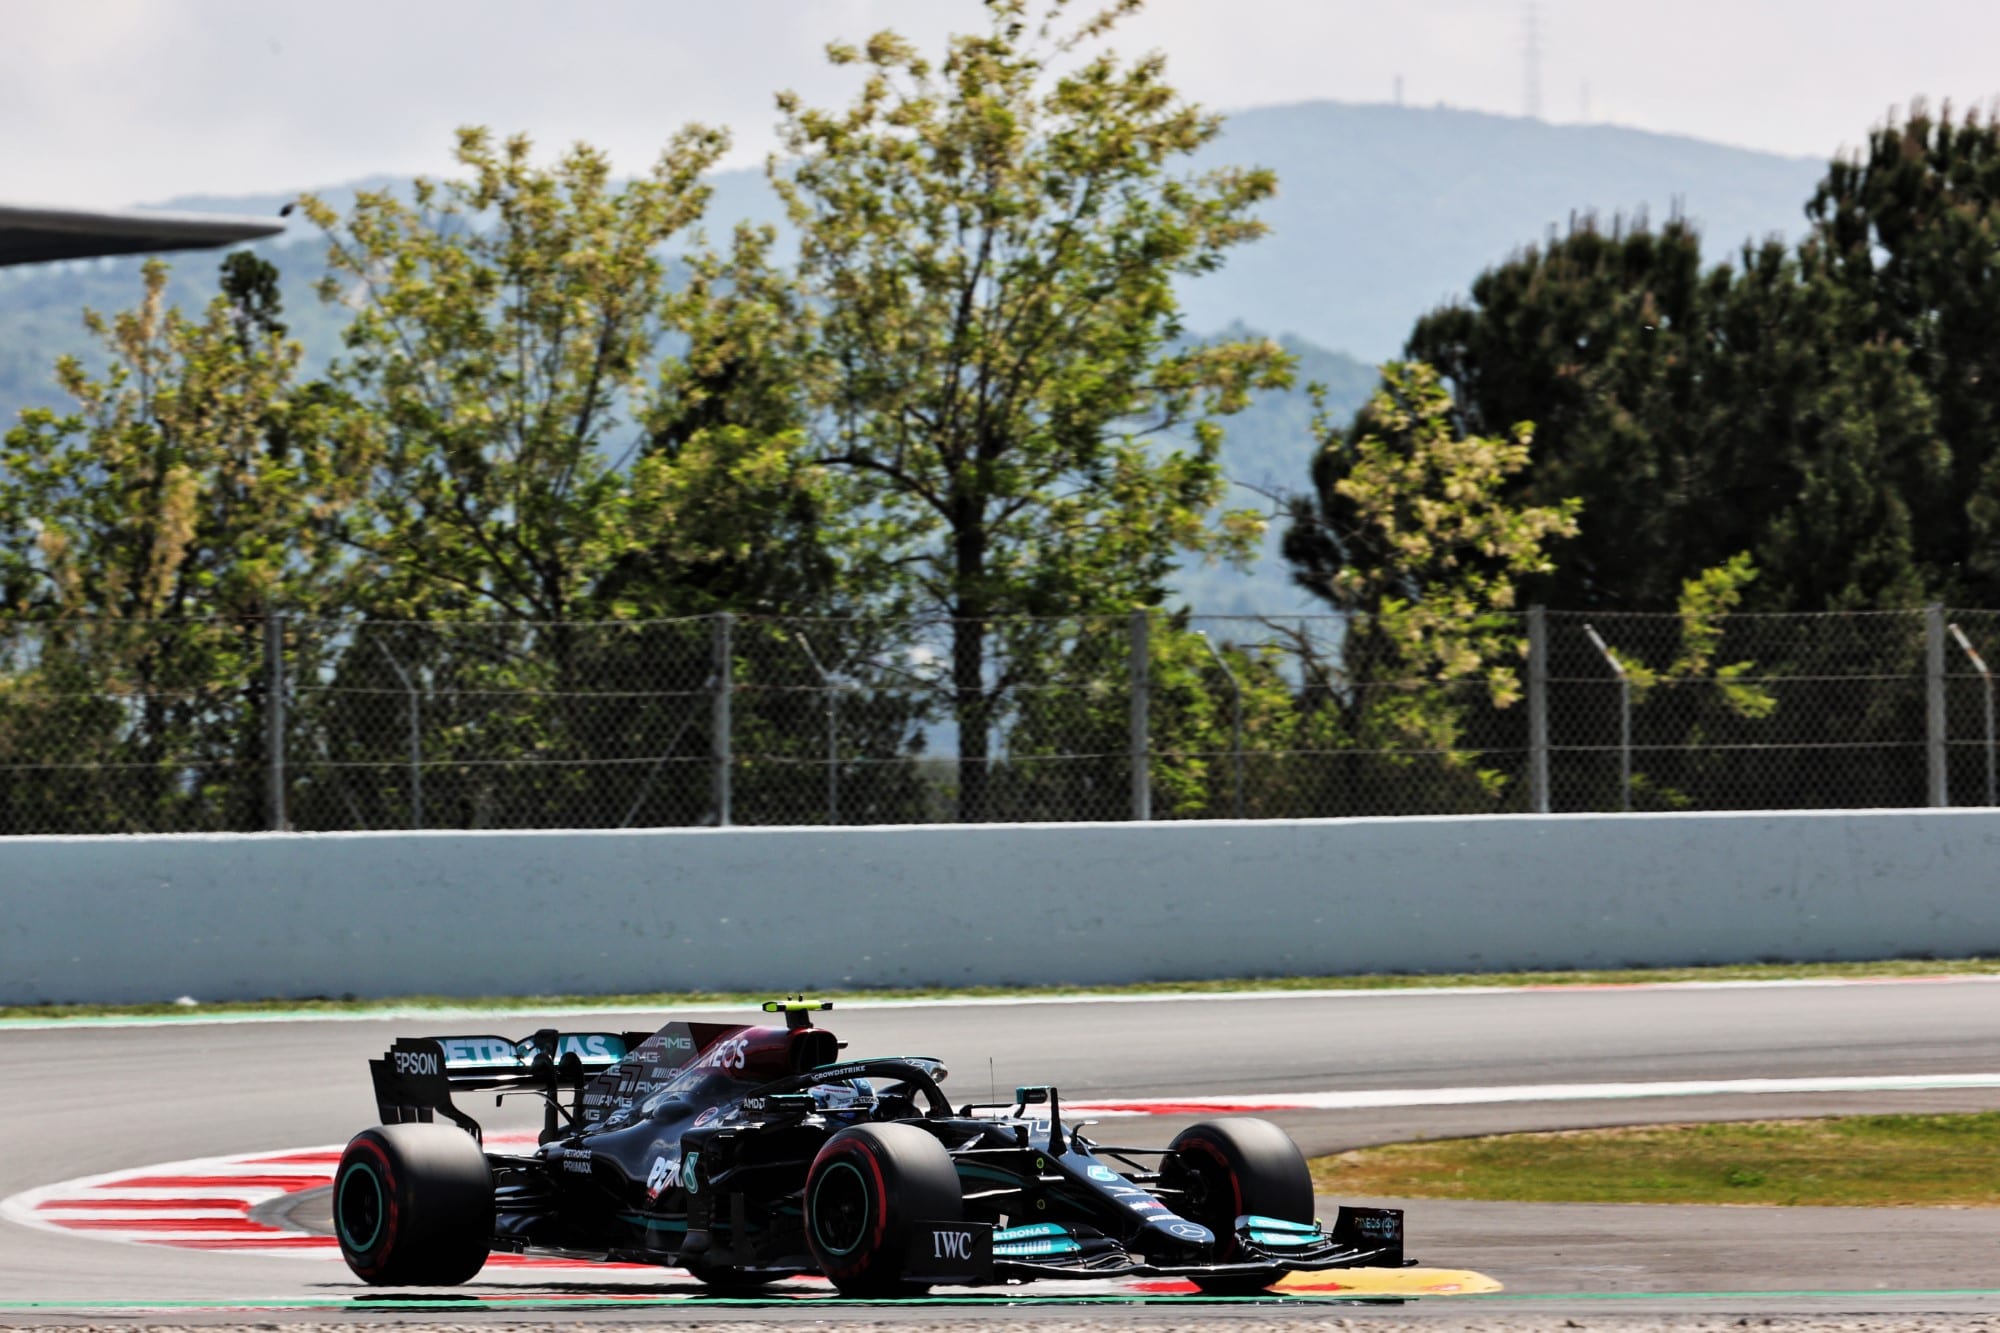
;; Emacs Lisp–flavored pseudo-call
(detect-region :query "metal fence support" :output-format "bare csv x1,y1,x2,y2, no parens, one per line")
1130,610,1150,822
1197,632,1245,820
375,641,423,829
1927,603,1949,807
1949,622,1995,807
1582,623,1630,813
1527,605,1549,813
712,612,733,827
797,632,839,825
264,613,286,832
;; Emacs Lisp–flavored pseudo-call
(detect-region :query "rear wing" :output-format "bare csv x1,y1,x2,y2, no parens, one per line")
369,1028,647,1142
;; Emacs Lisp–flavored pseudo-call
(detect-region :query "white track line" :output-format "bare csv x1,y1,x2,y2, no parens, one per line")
1062,1072,2000,1116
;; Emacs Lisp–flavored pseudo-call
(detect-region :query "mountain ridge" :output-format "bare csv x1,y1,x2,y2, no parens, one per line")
132,100,1828,361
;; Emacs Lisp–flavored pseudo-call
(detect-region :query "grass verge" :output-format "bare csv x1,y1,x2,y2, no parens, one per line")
4,954,2000,1023
1311,1112,2000,1207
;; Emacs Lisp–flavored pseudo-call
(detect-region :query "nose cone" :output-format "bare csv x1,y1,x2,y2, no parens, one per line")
1139,1213,1215,1252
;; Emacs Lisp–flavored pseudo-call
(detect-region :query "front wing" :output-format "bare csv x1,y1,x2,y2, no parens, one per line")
902,1206,1406,1285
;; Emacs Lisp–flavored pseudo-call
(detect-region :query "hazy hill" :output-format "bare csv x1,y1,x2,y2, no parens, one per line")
0,100,1832,612
1179,101,1827,359
126,100,1829,363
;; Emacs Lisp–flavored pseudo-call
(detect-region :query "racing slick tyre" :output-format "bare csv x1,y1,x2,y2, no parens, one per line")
1162,1117,1314,1295
334,1123,494,1285
804,1122,962,1297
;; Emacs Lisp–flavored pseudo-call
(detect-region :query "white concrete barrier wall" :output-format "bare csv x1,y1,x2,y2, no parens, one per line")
4,810,2000,1004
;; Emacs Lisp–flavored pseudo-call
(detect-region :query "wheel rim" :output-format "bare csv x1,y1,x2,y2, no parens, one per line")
1168,1147,1235,1244
1180,1161,1214,1216
336,1162,386,1253
809,1159,871,1257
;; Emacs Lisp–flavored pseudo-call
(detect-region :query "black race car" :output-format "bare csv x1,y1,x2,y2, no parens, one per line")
333,1000,1405,1295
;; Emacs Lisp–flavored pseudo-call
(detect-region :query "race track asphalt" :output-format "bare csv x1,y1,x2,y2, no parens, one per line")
4,978,2000,1320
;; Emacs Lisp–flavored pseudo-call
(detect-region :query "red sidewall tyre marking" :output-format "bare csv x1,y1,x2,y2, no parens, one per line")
810,1138,890,1283
1177,1135,1245,1259
336,1137,400,1280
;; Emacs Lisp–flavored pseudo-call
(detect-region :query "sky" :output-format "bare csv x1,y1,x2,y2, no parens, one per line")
5,0,1999,211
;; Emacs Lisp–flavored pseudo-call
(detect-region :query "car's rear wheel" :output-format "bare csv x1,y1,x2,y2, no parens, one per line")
335,1123,493,1285
804,1123,962,1297
1161,1117,1314,1295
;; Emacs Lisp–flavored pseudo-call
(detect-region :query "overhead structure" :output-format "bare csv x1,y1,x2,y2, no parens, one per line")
0,203,283,268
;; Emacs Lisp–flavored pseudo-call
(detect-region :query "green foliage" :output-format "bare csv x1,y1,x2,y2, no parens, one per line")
768,0,1291,816
1577,555,1776,811
1403,213,1938,613
1292,362,1578,708
300,127,828,623
1678,557,1777,722
1379,114,2000,811
0,237,354,434
1607,553,1774,719
286,131,923,829
0,260,335,619
1282,362,1578,803
14,26,1957,832
1808,101,2000,606
0,258,337,830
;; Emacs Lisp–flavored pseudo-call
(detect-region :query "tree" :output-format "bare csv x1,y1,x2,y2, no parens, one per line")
0,256,334,620
1807,102,2000,604
293,131,873,829
0,255,337,830
1385,201,1945,811
1704,236,1936,611
1283,361,1579,804
769,0,1290,819
1402,217,1721,610
602,223,844,617
300,127,830,623
1403,214,1938,612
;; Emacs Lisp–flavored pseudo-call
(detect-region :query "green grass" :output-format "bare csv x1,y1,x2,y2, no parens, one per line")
5,954,1999,1023
1312,1112,2000,1207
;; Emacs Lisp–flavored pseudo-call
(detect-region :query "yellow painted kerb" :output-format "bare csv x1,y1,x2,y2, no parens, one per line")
1273,1266,1504,1296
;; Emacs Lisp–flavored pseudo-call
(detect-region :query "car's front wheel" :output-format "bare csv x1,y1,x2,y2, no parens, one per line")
334,1123,493,1285
803,1123,962,1297
1161,1117,1315,1295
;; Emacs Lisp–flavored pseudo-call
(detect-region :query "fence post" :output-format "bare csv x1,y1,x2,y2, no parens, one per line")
1582,623,1629,813
1527,604,1549,813
264,612,286,831
796,631,838,825
1949,623,1995,807
374,640,422,830
1927,603,1948,807
1130,609,1150,822
712,612,733,827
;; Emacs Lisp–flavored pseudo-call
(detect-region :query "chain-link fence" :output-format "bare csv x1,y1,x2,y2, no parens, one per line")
2,607,1996,834
1544,608,1942,813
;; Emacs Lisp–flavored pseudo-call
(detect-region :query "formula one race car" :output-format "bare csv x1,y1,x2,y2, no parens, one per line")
334,1000,1405,1295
